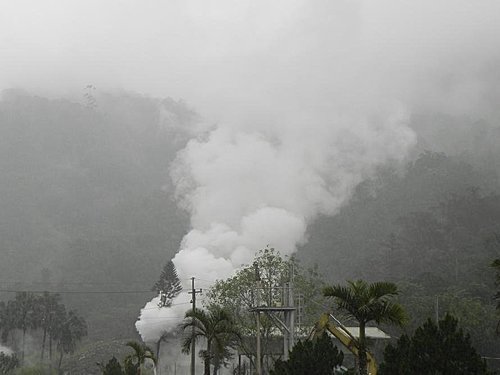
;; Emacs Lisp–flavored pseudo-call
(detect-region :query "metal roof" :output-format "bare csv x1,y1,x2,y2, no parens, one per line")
340,327,391,339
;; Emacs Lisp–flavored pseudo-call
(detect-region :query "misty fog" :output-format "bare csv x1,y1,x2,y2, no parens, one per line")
1,1,500,374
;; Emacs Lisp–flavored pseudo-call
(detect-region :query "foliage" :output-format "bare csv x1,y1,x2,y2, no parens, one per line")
206,247,328,369
379,314,492,375
271,332,343,375
0,292,87,372
35,292,65,360
181,306,240,375
0,352,19,374
323,280,406,375
491,250,500,333
300,151,500,361
396,283,498,354
99,356,125,375
0,91,192,342
124,341,156,375
54,310,88,369
152,260,182,307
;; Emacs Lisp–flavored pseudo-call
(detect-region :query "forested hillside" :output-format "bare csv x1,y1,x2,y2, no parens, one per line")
2,89,500,369
298,115,500,359
0,90,191,342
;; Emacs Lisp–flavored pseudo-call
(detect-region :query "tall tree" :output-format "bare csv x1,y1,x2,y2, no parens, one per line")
181,306,240,375
36,292,64,361
0,301,16,344
12,292,38,364
323,280,407,375
152,260,182,307
54,310,87,371
379,314,491,375
206,248,327,371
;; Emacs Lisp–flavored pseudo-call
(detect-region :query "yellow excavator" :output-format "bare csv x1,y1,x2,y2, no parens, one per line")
308,313,377,375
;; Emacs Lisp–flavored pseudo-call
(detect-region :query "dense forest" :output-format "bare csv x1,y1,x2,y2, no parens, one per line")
299,117,500,361
1,90,500,372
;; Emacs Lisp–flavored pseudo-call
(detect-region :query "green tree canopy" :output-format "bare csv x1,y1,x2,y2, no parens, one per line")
379,314,492,375
271,332,344,375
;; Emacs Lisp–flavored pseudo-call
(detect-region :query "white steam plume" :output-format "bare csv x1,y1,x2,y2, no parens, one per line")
136,106,416,342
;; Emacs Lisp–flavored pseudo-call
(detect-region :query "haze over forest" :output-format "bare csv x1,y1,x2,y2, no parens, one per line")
1,1,500,374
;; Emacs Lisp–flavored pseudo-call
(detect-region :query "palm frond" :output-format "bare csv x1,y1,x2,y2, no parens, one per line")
368,282,399,299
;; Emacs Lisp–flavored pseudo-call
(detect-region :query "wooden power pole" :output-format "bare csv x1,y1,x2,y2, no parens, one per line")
189,277,202,375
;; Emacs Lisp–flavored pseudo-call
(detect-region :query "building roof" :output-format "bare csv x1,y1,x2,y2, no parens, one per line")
340,327,391,339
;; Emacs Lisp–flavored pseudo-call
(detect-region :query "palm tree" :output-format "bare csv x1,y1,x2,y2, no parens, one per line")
54,310,88,371
155,331,169,375
0,301,16,344
323,280,407,375
124,341,157,375
12,292,38,364
36,292,64,361
181,306,240,375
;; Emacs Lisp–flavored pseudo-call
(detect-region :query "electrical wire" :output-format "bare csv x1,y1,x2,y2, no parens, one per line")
0,289,158,294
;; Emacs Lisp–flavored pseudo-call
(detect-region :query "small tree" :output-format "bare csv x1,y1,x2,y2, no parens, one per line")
152,260,182,307
379,314,492,375
271,332,344,375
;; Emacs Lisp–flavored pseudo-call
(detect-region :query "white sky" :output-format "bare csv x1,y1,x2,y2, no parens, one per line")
1,0,500,122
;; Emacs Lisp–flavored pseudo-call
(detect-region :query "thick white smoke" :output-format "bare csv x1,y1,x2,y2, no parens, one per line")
136,106,416,342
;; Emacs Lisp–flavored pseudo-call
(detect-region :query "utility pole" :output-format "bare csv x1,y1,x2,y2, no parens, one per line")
254,263,262,375
189,277,202,375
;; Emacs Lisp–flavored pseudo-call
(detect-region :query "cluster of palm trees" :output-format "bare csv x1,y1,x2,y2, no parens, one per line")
0,291,87,370
181,305,241,375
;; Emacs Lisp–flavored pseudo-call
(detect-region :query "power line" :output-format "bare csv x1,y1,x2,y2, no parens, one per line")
0,281,151,285
0,289,157,294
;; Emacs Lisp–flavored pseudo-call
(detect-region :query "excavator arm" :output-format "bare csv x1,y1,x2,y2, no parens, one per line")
309,313,377,375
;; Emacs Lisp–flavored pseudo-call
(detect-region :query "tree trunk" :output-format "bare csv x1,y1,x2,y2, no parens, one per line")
358,321,368,375
49,334,53,361
155,337,161,373
58,349,64,371
204,340,212,375
41,327,47,360
22,327,26,365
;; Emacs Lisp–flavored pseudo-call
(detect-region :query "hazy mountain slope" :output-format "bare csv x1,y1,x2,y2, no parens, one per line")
0,90,192,339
